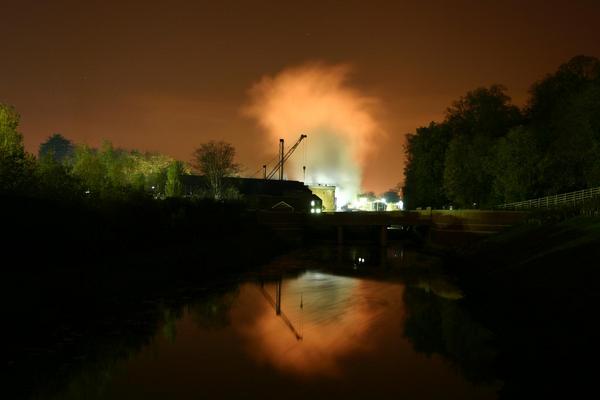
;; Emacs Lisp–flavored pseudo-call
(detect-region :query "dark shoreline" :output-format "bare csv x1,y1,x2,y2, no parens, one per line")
444,216,600,396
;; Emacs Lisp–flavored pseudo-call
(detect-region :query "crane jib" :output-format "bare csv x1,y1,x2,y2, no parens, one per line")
266,134,307,180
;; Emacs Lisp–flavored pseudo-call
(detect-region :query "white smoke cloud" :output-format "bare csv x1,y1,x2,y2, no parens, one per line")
244,63,382,208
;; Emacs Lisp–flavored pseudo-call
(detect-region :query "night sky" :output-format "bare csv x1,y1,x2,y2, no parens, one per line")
2,0,600,193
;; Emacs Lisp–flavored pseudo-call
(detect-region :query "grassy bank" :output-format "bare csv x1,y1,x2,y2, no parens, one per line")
448,216,600,396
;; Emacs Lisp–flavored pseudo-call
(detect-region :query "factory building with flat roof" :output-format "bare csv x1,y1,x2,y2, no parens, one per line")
180,175,322,213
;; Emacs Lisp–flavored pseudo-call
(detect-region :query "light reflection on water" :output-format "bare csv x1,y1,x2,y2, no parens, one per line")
96,268,498,399
235,273,392,377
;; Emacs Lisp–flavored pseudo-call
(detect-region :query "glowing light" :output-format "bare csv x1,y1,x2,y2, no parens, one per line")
310,208,315,213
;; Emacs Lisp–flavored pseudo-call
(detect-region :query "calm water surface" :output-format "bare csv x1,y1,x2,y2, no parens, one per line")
38,246,500,399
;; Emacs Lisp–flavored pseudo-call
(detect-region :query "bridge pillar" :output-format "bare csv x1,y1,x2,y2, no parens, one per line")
380,225,388,247
337,226,344,245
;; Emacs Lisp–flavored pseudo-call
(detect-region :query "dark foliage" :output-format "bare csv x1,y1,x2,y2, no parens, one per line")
38,133,75,162
403,55,600,209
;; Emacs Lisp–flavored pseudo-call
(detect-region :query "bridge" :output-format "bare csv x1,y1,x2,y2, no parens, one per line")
256,209,528,246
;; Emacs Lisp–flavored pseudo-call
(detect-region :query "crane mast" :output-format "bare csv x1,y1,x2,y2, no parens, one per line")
266,134,307,180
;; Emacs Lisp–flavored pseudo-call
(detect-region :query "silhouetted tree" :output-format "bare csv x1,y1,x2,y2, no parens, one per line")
442,86,522,208
38,133,74,163
527,55,600,194
99,141,129,188
35,155,80,200
0,103,35,194
192,141,240,200
444,134,497,208
165,161,184,197
403,123,451,209
381,189,401,203
445,84,522,139
71,145,107,194
492,126,542,202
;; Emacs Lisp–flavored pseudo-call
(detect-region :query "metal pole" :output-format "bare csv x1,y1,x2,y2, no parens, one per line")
275,279,281,315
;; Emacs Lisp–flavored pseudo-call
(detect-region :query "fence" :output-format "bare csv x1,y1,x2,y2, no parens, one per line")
496,186,600,210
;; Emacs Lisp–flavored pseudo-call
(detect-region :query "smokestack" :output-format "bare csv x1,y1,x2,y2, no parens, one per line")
279,138,284,180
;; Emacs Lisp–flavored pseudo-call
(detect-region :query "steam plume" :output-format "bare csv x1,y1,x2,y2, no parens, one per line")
244,63,381,207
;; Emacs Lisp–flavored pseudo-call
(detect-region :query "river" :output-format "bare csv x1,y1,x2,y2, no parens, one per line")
22,245,501,399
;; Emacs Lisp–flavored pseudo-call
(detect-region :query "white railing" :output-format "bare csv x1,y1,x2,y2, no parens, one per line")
497,186,600,210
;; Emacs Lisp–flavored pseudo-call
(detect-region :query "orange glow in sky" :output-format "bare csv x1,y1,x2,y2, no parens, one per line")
2,1,600,193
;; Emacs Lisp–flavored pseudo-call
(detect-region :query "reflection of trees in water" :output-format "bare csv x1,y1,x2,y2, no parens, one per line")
161,288,239,343
29,309,162,400
403,287,497,384
162,306,182,343
188,288,239,330
23,287,239,400
37,351,130,400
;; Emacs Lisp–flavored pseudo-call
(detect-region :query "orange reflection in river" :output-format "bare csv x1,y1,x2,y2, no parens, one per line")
232,272,405,377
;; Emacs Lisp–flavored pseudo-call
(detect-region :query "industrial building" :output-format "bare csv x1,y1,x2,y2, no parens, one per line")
181,134,345,213
308,184,336,212
181,175,322,213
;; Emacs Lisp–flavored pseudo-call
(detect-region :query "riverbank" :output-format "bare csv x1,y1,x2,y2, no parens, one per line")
447,215,600,396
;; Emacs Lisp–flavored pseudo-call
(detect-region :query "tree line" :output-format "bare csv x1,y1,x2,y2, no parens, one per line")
0,104,277,275
402,55,600,210
0,107,240,202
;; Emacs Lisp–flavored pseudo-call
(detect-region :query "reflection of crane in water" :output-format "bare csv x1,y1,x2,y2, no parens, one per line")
259,279,303,341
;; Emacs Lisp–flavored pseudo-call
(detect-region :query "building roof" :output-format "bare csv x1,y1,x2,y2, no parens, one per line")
181,175,314,196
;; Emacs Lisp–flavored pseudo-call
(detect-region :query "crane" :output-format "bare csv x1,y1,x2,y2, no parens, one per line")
265,134,307,180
